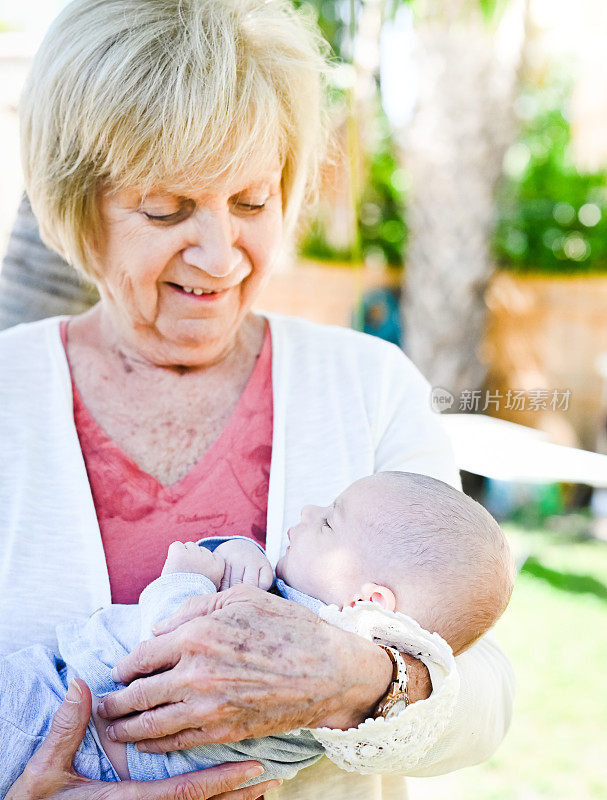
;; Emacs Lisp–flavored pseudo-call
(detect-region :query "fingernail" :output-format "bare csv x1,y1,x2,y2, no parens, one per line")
110,667,118,681
245,765,265,779
96,700,106,717
65,679,82,703
267,779,283,789
106,725,116,741
135,742,150,752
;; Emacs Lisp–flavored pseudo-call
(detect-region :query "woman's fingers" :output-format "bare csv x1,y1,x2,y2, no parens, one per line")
98,668,188,723
214,778,283,800
152,594,220,637
128,718,273,754
20,678,92,782
6,695,279,800
132,727,219,755
103,698,203,744
110,629,181,685
152,586,261,638
119,762,270,800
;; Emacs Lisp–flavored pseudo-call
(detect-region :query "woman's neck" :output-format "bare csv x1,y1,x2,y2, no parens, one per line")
69,302,265,380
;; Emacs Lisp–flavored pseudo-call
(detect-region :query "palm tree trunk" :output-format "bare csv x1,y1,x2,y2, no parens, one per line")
401,0,526,400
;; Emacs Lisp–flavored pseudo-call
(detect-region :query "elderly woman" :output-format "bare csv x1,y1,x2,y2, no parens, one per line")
0,0,514,798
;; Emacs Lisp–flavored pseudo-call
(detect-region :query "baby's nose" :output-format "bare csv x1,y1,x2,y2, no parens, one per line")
300,504,316,522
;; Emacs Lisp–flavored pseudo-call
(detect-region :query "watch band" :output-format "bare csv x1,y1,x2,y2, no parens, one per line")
373,645,410,719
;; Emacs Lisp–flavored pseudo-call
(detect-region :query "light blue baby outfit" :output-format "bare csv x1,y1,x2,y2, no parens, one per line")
0,538,324,794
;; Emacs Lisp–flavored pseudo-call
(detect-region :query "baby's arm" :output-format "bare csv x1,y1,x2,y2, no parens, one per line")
137,541,225,640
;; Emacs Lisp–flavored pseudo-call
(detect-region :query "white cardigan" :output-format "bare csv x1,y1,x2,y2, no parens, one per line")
0,313,515,797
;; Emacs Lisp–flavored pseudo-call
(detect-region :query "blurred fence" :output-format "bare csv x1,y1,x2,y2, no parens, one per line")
257,264,607,450
485,272,607,449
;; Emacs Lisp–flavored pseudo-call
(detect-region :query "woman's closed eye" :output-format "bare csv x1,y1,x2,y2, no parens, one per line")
140,198,267,224
233,194,269,214
237,202,266,213
140,199,196,225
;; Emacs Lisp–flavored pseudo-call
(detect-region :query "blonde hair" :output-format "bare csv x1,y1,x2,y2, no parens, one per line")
20,0,331,278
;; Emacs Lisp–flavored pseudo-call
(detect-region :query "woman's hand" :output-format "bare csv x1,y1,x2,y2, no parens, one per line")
7,677,280,800
96,585,429,754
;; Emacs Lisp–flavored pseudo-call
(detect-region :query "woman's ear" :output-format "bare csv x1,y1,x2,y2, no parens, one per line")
349,583,396,612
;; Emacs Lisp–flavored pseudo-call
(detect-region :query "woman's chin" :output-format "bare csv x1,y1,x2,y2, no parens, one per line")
150,319,238,366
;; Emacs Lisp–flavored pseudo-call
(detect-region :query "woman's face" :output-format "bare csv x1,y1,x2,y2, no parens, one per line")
96,155,284,366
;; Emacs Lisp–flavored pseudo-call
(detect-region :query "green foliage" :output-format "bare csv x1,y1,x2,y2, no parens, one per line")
358,123,408,264
295,0,408,265
494,89,607,274
299,115,408,266
477,0,510,21
292,0,354,60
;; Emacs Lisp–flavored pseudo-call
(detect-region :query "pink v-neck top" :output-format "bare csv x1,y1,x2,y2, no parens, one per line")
60,320,273,604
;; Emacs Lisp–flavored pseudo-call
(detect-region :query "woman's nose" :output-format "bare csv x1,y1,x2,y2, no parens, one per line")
182,209,241,278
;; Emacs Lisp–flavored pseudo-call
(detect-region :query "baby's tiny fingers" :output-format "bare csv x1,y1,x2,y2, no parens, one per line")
259,563,274,591
219,564,232,592
228,563,246,587
243,564,262,586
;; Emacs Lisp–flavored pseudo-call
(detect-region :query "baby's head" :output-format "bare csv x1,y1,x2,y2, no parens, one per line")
275,471,514,655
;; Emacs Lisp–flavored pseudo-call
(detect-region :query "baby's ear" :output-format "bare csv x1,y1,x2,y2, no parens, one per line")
349,583,396,612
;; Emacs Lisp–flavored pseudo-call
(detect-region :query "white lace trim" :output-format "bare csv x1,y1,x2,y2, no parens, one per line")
309,602,459,774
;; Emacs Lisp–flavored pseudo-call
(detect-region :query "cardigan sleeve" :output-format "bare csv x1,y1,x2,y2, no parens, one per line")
371,340,462,490
310,341,515,775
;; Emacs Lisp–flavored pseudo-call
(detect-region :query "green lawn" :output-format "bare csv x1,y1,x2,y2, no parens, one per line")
409,520,607,800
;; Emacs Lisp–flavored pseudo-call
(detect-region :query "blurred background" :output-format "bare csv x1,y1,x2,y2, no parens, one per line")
1,0,606,797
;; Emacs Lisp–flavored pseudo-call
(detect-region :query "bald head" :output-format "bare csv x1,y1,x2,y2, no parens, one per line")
353,472,515,655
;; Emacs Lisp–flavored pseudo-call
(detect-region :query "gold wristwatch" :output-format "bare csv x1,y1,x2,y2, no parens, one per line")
373,645,410,719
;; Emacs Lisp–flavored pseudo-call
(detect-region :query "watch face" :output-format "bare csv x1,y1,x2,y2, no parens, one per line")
383,697,409,720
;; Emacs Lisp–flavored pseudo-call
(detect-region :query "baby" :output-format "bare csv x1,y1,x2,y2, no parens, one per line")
0,472,514,790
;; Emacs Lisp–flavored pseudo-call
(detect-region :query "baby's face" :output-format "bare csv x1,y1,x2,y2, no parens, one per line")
275,476,381,606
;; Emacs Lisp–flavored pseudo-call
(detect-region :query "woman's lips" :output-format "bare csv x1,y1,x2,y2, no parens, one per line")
169,282,230,301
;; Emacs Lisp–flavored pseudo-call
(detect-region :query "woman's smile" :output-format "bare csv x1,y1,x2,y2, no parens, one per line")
167,282,233,301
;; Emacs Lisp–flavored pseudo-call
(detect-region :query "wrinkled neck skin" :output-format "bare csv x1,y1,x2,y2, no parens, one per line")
94,294,262,374
69,301,266,384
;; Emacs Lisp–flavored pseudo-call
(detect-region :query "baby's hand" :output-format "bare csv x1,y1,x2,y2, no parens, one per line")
161,541,225,589
213,539,274,592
